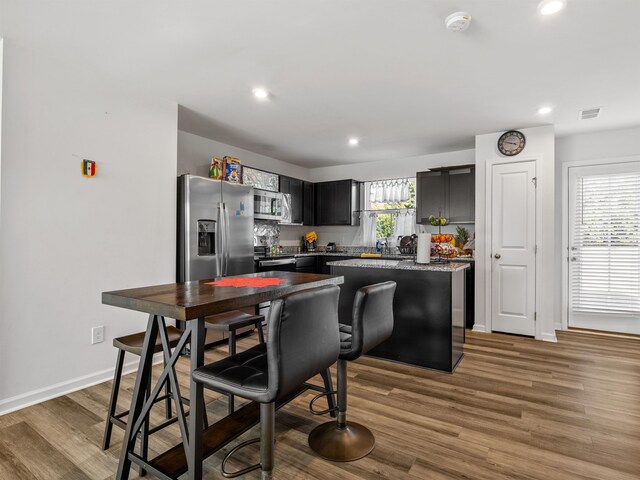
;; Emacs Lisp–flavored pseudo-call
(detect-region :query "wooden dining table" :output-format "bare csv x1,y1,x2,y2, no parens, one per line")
102,271,344,480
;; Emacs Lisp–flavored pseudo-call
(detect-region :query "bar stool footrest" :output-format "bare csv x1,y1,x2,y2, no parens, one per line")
221,438,262,478
309,390,338,416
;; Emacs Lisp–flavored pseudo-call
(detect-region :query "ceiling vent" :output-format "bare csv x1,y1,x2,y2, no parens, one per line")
579,108,601,120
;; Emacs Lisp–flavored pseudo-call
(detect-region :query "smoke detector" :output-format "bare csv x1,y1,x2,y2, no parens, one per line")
445,12,472,32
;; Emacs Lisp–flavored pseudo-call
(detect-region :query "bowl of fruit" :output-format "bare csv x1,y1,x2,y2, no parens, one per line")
430,233,457,258
428,215,448,227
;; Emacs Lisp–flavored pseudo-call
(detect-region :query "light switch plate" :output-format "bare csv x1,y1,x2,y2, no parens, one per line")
92,326,105,344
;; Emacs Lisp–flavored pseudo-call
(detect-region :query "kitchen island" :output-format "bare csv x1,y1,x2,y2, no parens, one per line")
328,258,469,372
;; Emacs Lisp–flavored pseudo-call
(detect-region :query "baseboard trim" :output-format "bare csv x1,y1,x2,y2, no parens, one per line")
541,332,558,343
0,353,163,416
471,324,487,333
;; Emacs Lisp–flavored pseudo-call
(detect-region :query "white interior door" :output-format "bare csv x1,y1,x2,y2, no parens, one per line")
568,163,640,334
491,161,537,336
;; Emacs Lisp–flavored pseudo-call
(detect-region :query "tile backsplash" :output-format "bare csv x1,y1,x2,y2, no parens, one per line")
253,220,280,246
256,222,475,248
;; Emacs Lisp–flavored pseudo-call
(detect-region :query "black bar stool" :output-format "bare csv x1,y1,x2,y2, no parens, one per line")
192,285,341,479
205,310,265,414
308,281,396,462
102,325,184,474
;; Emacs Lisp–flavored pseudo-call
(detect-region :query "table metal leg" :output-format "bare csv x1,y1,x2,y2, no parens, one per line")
116,314,159,480
187,317,205,480
227,331,236,415
139,375,151,476
158,317,190,451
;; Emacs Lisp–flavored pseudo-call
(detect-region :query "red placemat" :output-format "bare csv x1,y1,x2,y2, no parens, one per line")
206,277,286,288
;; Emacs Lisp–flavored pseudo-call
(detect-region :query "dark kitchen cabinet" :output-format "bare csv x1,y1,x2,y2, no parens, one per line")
416,170,446,224
314,180,360,226
416,165,475,224
279,175,303,224
454,259,475,329
448,167,475,223
295,256,316,273
303,181,315,226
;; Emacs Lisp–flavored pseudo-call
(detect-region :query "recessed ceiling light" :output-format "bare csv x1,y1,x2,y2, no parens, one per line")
538,0,566,16
348,138,359,146
252,87,269,100
538,106,553,115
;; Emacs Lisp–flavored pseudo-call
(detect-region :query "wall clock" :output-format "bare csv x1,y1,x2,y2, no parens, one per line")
497,130,526,156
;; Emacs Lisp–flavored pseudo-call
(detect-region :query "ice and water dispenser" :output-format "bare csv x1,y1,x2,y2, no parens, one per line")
197,220,216,256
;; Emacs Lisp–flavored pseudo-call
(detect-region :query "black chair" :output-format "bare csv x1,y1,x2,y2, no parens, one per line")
205,310,265,414
308,281,396,462
103,326,183,475
192,285,341,479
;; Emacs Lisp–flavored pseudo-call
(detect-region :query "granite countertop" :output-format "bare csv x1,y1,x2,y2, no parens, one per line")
326,258,471,272
292,251,474,261
293,252,415,259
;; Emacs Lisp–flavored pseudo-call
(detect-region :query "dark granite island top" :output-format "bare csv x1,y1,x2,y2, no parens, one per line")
326,258,471,272
330,259,466,372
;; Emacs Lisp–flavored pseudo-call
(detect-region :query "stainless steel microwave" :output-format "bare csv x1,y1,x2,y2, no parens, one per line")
254,189,292,223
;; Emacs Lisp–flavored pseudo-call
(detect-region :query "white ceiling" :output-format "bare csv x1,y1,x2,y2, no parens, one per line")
2,1,640,167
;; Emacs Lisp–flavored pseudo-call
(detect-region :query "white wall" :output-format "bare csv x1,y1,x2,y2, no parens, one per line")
309,149,474,182
178,130,310,181
556,126,640,163
0,41,178,414
0,38,3,226
474,126,556,342
554,126,640,328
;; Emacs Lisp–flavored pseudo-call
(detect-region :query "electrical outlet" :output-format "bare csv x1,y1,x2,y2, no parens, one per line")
92,326,105,344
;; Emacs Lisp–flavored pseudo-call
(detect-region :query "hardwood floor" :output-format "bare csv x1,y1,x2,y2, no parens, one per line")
1,329,639,479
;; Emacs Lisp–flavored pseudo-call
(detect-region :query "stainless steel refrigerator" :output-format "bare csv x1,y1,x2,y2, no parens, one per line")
177,174,254,283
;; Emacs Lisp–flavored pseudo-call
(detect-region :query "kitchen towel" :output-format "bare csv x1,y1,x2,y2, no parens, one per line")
416,233,431,264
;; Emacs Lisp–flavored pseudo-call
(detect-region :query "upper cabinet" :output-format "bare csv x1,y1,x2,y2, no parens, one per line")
447,167,475,223
416,165,475,224
303,181,315,226
315,180,361,226
273,174,360,226
279,175,303,224
416,170,447,222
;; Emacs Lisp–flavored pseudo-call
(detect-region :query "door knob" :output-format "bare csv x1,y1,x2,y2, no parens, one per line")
494,253,501,259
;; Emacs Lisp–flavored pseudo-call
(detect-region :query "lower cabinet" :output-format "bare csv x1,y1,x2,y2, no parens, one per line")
295,256,316,273
459,260,475,329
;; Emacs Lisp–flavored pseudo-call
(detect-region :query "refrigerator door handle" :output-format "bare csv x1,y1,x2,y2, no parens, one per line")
216,202,223,277
223,203,231,276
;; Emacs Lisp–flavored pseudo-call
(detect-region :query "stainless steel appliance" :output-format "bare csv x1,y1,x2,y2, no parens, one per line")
253,189,292,223
256,257,296,272
177,175,254,282
253,246,297,320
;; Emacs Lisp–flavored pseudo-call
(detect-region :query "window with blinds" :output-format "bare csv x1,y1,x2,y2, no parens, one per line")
571,172,640,314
